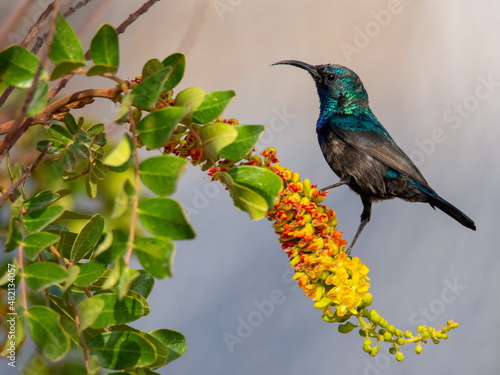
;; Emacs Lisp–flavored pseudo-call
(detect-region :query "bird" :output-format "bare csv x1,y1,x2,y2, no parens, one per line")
272,60,476,254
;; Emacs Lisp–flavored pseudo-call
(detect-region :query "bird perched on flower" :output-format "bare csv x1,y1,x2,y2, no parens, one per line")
273,60,476,254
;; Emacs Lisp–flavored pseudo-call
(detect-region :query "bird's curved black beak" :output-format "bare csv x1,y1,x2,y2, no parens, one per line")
272,60,319,79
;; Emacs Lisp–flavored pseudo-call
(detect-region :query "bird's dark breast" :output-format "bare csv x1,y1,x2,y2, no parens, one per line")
317,126,399,201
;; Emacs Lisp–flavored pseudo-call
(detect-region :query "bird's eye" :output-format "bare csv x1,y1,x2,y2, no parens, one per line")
326,73,335,81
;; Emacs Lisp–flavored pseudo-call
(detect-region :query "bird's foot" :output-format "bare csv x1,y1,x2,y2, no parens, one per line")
320,178,349,192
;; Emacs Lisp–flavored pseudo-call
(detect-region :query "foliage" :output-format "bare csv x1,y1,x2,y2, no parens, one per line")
0,5,458,374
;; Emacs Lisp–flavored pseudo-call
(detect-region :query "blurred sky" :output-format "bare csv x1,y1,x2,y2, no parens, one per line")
1,1,500,374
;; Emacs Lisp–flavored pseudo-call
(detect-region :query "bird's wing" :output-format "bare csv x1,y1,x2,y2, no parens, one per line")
327,113,430,187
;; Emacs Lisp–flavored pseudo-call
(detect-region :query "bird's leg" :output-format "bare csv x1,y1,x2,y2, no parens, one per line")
321,177,350,191
346,197,372,255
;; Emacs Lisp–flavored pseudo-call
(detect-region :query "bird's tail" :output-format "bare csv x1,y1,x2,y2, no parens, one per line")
419,184,476,230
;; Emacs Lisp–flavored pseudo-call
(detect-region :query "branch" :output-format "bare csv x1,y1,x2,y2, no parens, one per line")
116,0,161,34
52,0,161,99
0,0,95,107
0,2,54,106
0,0,34,49
0,87,121,159
0,143,52,206
0,1,60,162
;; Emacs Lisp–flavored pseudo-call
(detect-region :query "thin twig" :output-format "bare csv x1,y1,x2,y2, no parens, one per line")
0,1,60,162
54,0,161,97
0,0,34,48
0,0,95,107
24,2,55,50
0,2,54,107
0,86,121,136
115,0,161,35
31,0,95,56
48,245,72,267
69,293,91,373
124,111,140,265
0,143,52,206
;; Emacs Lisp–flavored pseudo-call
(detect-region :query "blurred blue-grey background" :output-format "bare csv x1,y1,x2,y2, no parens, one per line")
1,1,499,374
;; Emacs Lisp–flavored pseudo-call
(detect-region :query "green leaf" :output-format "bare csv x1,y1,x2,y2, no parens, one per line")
24,262,68,291
149,329,187,364
136,106,185,149
226,165,283,208
70,214,105,262
58,230,78,259
53,210,92,223
140,334,169,370
23,232,60,260
23,205,65,233
74,261,107,287
93,229,128,264
48,295,81,344
88,331,157,370
161,53,186,91
69,139,91,159
5,217,22,252
219,125,265,161
87,122,105,136
129,270,155,299
138,198,195,240
51,61,86,81
49,13,85,80
86,173,98,198
139,155,187,196
132,65,172,109
111,180,135,219
78,297,106,331
134,237,175,279
94,132,107,147
37,139,66,154
62,264,80,291
103,132,133,171
87,24,119,76
49,14,86,65
174,87,205,124
89,292,149,329
193,90,235,124
27,78,49,116
23,190,60,212
27,306,70,361
0,46,46,88
91,159,108,180
64,112,79,134
222,166,283,220
115,92,134,123
48,124,73,144
199,122,238,159
115,258,140,300
142,58,163,80
99,262,120,290
61,149,77,171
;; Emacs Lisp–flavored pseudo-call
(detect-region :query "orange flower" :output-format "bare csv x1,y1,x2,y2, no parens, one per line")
263,148,371,321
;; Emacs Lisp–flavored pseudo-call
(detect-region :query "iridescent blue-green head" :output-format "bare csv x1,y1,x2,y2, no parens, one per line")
272,60,369,115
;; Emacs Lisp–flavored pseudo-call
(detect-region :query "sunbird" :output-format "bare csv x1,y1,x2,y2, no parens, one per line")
273,60,476,254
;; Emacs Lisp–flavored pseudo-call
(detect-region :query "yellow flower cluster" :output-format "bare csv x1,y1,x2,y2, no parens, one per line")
262,148,372,321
